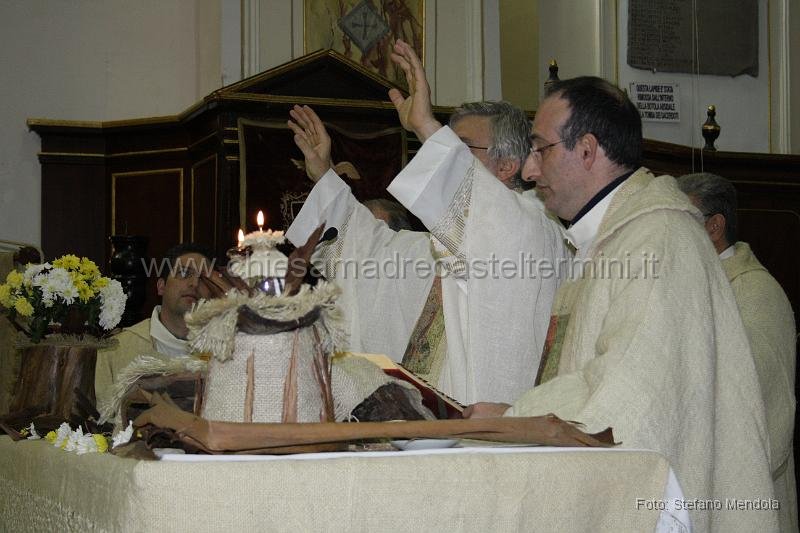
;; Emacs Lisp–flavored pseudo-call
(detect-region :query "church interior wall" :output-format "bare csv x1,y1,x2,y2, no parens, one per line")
540,0,778,154
499,0,539,111
0,0,796,249
0,0,221,248
617,0,770,154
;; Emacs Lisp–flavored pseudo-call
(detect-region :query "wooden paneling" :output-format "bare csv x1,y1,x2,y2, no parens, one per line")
30,50,416,320
643,140,800,322
191,154,218,251
30,48,800,332
40,158,106,266
238,118,405,231
112,168,183,315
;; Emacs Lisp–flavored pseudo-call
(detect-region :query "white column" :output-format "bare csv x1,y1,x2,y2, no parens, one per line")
483,0,502,101
221,0,242,85
770,0,792,153
242,0,260,77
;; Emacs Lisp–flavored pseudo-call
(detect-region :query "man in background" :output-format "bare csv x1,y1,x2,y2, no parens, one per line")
447,101,534,191
678,172,797,532
95,243,214,411
363,198,413,231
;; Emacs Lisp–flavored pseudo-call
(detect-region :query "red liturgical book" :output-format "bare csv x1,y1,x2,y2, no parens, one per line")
350,353,464,419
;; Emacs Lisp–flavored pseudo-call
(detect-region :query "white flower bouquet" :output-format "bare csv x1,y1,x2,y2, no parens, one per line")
0,254,126,343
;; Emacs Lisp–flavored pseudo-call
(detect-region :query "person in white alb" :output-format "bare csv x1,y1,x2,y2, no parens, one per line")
285,88,566,406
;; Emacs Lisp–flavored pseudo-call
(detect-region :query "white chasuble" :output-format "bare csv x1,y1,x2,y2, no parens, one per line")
288,126,567,404
388,126,567,403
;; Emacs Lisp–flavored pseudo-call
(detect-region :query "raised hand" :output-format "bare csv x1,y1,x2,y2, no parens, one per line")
388,39,442,142
288,105,333,182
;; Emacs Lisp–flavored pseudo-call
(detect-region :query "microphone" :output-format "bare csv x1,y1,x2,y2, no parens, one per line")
318,227,338,245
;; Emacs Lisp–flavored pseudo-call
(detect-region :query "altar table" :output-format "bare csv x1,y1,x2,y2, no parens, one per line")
0,436,689,532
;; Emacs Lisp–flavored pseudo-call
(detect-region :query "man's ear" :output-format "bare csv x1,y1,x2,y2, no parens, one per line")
496,158,521,184
705,213,727,247
157,277,166,296
579,133,598,170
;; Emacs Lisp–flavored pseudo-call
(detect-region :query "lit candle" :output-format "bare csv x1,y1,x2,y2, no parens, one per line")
237,229,245,248
257,210,265,232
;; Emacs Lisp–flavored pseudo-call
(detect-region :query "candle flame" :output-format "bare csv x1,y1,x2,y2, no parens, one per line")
257,210,265,231
237,229,244,245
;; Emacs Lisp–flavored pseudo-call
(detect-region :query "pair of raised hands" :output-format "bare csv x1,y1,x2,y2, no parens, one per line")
287,39,443,182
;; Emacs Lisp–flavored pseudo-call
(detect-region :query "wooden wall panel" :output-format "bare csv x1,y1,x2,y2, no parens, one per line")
643,142,800,322
191,154,218,252
40,158,106,265
112,168,183,315
238,119,405,232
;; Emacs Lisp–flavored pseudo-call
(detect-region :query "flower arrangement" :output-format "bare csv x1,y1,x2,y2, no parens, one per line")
0,254,127,343
19,421,134,454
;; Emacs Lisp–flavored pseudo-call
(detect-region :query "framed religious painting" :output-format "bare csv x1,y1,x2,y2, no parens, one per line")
304,0,425,88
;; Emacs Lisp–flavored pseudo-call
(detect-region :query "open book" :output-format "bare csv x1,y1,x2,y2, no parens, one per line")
346,353,464,419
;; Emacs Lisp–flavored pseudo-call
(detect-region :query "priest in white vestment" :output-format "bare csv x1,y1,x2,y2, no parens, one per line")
420,62,775,532
286,101,567,405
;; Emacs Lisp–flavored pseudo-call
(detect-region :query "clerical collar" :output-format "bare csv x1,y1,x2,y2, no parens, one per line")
569,171,634,226
149,306,189,356
719,245,735,260
564,171,632,259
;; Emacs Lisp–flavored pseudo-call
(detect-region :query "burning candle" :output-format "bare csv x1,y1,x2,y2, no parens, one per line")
237,229,245,248
257,210,265,232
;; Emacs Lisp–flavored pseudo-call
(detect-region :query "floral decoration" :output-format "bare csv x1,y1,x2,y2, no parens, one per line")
0,254,127,343
43,422,111,455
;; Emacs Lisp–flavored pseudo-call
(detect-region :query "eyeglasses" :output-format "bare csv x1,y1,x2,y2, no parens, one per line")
530,139,564,159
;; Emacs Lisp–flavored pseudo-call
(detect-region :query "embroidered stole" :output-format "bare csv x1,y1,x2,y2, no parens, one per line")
401,276,447,386
534,277,584,385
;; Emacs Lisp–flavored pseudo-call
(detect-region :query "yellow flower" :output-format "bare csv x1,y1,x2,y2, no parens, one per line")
0,284,13,308
79,257,100,278
14,297,34,317
53,254,80,270
45,431,57,443
5,270,23,289
92,276,109,290
92,434,109,453
76,281,95,302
